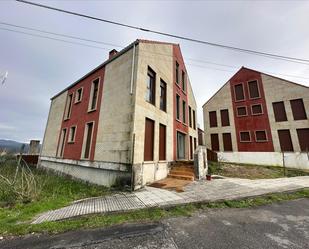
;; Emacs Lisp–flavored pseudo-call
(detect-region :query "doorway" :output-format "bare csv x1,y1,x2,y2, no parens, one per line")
177,131,186,160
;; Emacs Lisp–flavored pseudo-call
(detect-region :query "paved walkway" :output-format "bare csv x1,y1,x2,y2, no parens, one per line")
32,176,309,224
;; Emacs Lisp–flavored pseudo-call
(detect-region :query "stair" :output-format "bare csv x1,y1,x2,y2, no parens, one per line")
167,161,195,181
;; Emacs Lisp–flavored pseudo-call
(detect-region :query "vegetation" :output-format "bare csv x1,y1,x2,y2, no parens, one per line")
208,161,309,179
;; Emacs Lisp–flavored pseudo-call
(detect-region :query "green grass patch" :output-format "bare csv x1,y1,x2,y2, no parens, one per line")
208,161,309,179
1,187,308,236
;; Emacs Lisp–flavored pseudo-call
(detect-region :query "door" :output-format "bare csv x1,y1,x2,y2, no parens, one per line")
144,118,155,161
177,131,186,160
159,124,166,160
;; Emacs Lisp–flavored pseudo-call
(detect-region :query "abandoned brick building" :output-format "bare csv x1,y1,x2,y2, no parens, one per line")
40,39,198,189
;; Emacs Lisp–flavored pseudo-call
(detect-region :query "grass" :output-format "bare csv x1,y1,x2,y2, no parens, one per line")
208,161,309,179
0,156,308,237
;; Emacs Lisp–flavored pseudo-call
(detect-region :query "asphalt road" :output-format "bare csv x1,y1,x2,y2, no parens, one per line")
1,198,309,249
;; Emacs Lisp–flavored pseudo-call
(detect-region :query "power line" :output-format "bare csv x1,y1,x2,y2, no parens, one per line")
16,0,309,65
1,24,309,80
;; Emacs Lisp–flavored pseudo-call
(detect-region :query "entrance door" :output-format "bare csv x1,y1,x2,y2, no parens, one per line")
177,132,186,160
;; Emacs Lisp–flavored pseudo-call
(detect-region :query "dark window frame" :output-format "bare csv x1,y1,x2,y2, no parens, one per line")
222,133,233,151
236,106,248,117
65,93,73,120
159,79,167,112
144,118,155,161
83,121,94,159
290,98,307,120
182,100,186,124
278,129,294,152
220,109,230,126
247,80,261,99
272,101,288,122
181,70,186,92
239,131,251,142
75,87,83,104
234,83,245,102
209,111,218,128
68,126,77,143
89,78,100,112
251,104,263,115
193,110,196,130
159,123,166,161
176,94,180,120
175,61,179,84
210,133,219,151
145,67,156,105
189,106,192,127
296,128,309,152
255,130,268,142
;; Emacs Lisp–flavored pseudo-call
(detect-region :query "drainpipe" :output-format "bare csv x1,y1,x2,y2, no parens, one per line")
130,44,136,95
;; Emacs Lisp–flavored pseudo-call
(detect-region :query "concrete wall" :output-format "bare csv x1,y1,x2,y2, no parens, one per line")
218,151,309,170
40,156,130,186
203,82,237,151
94,48,135,164
262,74,309,152
41,91,67,157
132,42,174,187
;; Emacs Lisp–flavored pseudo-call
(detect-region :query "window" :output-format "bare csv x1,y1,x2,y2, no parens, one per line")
89,78,99,111
248,80,260,99
189,136,193,160
68,126,76,143
177,132,186,159
176,94,180,120
290,99,307,120
273,101,287,122
160,79,167,112
209,111,217,127
251,104,263,115
194,137,197,151
189,106,192,127
144,118,154,161
57,128,67,157
255,130,267,142
234,84,245,101
193,110,196,129
83,122,94,159
222,133,232,151
175,61,179,84
211,134,219,151
65,93,73,119
240,131,251,142
296,128,309,152
181,70,186,91
182,101,186,123
220,109,230,126
145,67,156,105
237,106,247,117
159,124,166,160
75,88,83,103
278,130,293,152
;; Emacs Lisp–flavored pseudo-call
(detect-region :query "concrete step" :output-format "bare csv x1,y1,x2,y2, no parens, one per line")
167,173,194,181
169,170,195,177
171,166,194,172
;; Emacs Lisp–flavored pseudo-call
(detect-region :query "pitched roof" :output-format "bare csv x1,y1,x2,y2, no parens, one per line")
202,66,308,107
51,39,178,100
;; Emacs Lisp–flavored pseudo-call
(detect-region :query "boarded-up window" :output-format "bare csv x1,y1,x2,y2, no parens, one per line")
90,79,99,111
252,104,263,115
278,130,293,152
144,118,155,161
255,130,267,142
175,61,179,84
189,106,192,127
237,106,247,116
211,134,219,151
248,80,260,99
290,99,307,120
193,110,196,130
145,67,156,105
220,109,230,126
222,133,232,151
273,101,287,122
84,122,94,159
209,111,217,127
160,79,167,112
240,131,251,142
159,124,166,160
182,101,186,123
234,84,245,101
182,70,186,91
297,128,309,152
176,95,180,120
189,136,193,159
57,128,67,157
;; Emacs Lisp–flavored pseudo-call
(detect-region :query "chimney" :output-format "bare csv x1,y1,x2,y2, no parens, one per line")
109,49,118,59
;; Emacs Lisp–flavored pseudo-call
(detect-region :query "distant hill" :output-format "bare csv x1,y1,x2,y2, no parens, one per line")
0,139,30,153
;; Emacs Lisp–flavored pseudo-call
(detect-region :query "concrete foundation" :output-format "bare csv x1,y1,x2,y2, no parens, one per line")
218,152,309,170
39,157,131,187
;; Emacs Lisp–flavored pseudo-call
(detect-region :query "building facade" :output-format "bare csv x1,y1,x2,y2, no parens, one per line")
203,67,309,169
40,40,198,189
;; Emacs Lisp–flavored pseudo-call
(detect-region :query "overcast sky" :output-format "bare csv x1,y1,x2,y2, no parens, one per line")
1,0,309,143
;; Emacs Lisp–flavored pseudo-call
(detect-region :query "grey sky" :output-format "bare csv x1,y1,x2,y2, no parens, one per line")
1,0,309,143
